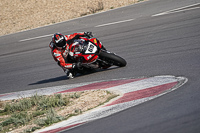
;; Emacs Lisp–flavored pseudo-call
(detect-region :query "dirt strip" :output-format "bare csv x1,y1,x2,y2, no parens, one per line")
0,0,145,36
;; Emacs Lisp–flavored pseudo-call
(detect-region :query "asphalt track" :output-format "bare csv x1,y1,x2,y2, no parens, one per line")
0,0,200,132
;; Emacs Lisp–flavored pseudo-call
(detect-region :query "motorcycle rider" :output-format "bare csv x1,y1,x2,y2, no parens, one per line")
49,32,93,78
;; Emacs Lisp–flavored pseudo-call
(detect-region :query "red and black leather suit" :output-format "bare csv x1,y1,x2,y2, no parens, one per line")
49,32,90,72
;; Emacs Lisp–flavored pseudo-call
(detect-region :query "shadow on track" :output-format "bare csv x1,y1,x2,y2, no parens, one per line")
29,75,67,85
29,67,120,85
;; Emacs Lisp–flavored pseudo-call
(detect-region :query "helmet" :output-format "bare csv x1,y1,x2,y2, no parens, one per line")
52,33,67,49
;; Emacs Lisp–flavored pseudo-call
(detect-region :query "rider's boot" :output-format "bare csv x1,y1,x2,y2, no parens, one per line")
65,70,77,79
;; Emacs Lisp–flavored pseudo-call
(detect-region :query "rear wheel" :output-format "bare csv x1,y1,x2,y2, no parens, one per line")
99,51,127,67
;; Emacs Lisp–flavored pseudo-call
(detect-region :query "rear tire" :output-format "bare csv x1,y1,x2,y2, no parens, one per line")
99,51,127,67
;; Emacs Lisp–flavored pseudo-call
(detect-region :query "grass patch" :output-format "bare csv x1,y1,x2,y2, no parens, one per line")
35,108,64,127
1,93,70,114
0,90,118,133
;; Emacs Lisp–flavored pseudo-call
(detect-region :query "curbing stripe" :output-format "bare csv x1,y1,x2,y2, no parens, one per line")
35,76,187,133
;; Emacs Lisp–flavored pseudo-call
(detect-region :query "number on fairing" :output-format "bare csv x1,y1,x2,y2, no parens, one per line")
88,45,94,52
85,42,97,54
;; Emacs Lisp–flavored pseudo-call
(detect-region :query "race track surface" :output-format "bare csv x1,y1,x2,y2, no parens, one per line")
0,0,200,132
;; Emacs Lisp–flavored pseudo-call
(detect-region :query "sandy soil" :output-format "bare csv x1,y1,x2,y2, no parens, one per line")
0,0,141,36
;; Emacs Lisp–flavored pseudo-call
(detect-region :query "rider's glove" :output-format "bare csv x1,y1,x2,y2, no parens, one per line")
72,62,82,69
84,32,93,38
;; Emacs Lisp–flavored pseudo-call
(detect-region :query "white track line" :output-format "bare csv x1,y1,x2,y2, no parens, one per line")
19,19,134,42
152,3,200,17
95,19,134,27
19,3,199,43
19,34,52,42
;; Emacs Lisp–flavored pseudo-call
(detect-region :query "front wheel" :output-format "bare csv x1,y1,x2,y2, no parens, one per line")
99,51,127,67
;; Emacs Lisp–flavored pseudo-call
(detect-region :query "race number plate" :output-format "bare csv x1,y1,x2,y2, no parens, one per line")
85,42,97,54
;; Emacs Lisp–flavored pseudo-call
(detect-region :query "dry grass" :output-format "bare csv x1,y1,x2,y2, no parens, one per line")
0,90,118,133
0,0,141,36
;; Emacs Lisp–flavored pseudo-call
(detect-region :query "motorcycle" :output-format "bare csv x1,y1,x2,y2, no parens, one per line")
68,37,127,78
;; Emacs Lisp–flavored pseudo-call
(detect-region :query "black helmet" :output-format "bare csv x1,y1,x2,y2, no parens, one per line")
52,33,66,49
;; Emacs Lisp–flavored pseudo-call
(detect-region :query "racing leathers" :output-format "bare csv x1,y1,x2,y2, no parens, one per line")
49,32,93,77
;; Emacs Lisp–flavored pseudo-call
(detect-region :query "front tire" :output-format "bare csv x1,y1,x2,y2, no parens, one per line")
99,51,127,67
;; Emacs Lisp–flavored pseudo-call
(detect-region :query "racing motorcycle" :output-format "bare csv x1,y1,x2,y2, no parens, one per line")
68,37,127,78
